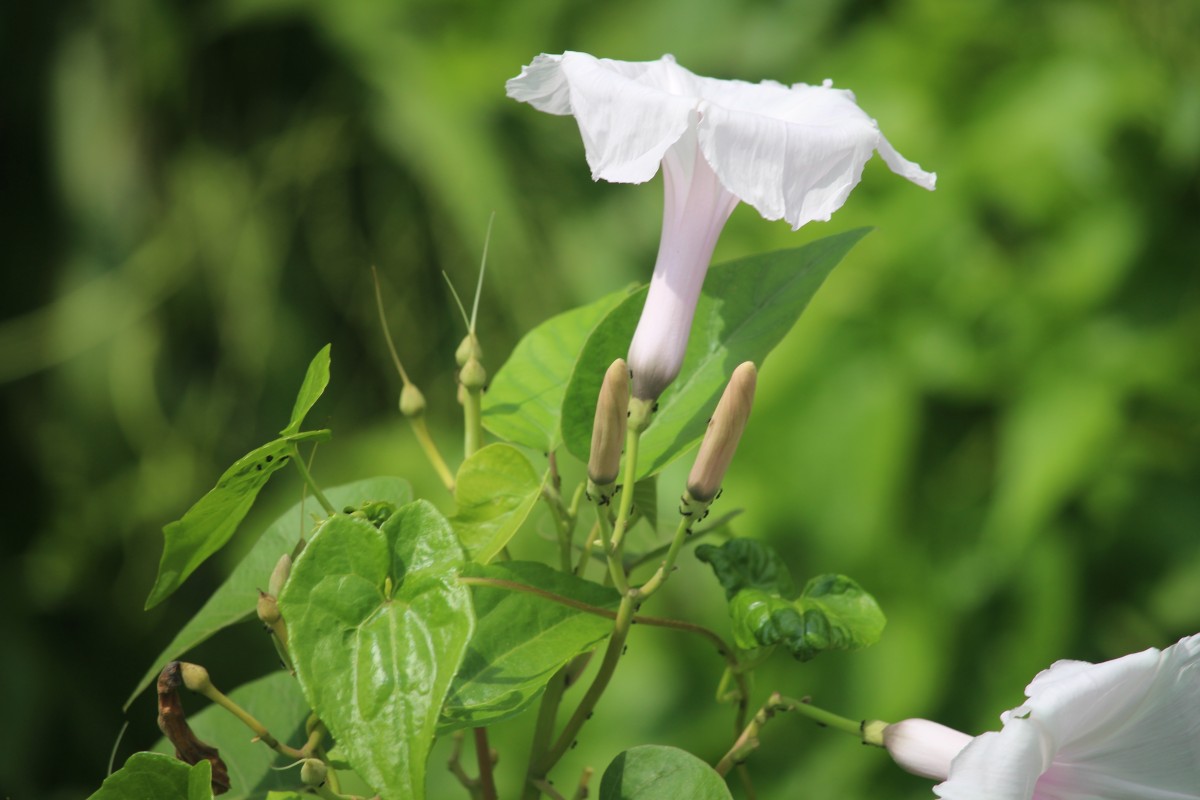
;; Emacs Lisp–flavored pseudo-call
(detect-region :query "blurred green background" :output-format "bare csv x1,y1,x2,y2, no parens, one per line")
3,0,1198,797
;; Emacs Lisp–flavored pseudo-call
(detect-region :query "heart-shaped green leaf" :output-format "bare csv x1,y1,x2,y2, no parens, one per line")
599,745,732,800
280,501,474,800
128,477,412,708
562,230,869,479
442,561,618,730
483,289,632,452
450,443,545,563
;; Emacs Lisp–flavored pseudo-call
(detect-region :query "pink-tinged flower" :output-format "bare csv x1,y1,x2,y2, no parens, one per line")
506,52,935,401
884,634,1200,799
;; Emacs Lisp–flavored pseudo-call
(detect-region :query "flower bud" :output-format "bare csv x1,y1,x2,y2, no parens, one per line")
399,382,427,418
179,662,213,693
300,758,328,787
882,719,972,781
460,357,487,392
268,554,291,598
588,359,629,487
456,333,483,367
257,591,281,626
685,362,756,503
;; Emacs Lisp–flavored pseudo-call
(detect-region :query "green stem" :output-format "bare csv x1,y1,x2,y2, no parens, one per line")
463,387,483,458
592,503,629,595
542,482,576,574
574,520,600,577
635,516,691,598
521,668,569,800
198,684,304,760
288,444,336,516
607,427,641,555
714,693,867,776
782,695,865,738
409,416,456,492
537,594,636,773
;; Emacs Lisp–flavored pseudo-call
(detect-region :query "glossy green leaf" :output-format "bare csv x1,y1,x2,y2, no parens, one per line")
144,429,330,609
450,443,546,563
483,289,632,452
599,745,732,800
442,561,618,730
281,344,331,436
128,478,412,707
695,538,797,599
87,753,212,800
151,672,311,799
563,230,869,479
728,574,886,661
280,501,474,800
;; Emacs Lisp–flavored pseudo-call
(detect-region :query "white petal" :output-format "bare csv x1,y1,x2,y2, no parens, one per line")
696,82,907,230
505,53,571,114
510,52,697,184
935,720,1052,800
877,132,937,190
1034,635,1200,798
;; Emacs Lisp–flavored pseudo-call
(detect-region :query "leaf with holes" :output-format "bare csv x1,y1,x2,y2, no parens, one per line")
129,477,412,708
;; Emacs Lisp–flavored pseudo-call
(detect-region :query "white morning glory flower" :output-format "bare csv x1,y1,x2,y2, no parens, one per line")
506,52,935,401
884,633,1200,799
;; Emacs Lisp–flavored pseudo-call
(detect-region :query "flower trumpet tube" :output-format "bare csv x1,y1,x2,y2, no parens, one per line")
881,634,1200,799
507,52,935,401
882,719,972,782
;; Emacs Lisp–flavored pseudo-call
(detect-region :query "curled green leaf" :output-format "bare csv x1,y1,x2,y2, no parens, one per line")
695,538,796,599
729,575,886,661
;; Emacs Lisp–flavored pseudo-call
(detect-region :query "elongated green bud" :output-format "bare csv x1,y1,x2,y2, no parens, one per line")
268,553,291,598
399,382,427,418
685,362,756,503
588,359,629,488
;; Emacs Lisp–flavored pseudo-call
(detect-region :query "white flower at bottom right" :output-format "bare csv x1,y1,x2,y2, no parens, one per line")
933,633,1200,799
